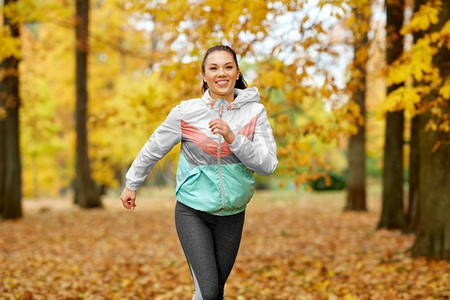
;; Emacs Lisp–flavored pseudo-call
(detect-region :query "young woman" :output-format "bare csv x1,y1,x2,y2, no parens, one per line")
120,45,278,300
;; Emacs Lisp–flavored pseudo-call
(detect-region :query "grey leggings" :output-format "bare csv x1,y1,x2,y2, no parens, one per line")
175,201,245,300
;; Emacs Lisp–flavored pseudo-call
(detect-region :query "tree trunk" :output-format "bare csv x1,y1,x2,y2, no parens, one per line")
74,0,101,208
412,112,450,259
405,114,420,233
345,5,369,212
0,0,22,219
345,101,367,211
377,0,406,230
411,0,450,259
0,108,4,215
378,111,405,229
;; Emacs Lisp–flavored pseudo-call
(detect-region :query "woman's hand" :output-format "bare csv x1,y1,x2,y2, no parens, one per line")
209,119,236,144
120,187,137,210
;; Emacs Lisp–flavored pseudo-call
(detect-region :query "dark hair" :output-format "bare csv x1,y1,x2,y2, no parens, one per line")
201,45,247,93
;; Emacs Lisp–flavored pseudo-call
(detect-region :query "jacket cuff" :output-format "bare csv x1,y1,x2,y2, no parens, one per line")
125,183,138,191
229,134,245,151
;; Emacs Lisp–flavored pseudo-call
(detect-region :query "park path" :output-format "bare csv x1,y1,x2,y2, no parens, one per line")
1,188,449,299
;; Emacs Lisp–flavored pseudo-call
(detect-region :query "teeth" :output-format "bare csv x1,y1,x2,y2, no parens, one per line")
216,80,228,86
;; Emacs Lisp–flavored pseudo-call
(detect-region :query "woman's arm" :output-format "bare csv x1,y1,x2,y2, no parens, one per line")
229,107,278,175
125,105,182,191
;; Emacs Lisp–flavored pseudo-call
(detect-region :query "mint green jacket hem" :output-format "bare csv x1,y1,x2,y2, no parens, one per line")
175,154,255,216
176,199,248,216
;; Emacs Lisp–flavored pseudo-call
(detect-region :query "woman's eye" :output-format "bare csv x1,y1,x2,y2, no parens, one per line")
210,67,217,71
226,66,233,69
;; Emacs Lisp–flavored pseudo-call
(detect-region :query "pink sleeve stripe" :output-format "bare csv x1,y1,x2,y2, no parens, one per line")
181,115,258,158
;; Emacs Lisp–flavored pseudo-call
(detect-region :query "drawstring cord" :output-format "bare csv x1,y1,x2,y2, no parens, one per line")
217,99,226,213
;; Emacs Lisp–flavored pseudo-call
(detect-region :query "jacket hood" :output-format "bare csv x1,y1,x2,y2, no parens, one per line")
202,87,260,110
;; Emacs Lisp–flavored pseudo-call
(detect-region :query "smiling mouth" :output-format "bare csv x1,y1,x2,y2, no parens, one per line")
215,80,229,86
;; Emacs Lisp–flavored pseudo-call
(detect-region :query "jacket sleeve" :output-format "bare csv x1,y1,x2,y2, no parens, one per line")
229,106,278,176
125,105,182,190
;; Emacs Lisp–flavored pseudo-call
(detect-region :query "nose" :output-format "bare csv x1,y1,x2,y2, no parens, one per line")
218,67,225,76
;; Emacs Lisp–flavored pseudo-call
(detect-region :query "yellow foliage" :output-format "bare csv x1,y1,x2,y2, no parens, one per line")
438,121,450,132
439,20,450,49
384,87,421,115
345,101,364,126
260,69,287,89
430,105,442,117
387,63,411,86
19,20,75,197
400,0,441,35
439,78,450,99
425,119,438,131
0,27,21,61
13,0,365,194
0,107,7,119
351,0,371,10
387,37,438,86
411,39,435,82
257,59,288,89
387,0,450,141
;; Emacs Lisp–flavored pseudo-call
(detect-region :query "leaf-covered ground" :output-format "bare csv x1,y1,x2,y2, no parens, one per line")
1,189,450,299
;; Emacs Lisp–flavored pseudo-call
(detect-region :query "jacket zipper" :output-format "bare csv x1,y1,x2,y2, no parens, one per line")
217,99,226,213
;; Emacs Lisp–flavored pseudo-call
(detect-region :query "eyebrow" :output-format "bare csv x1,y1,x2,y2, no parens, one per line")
208,62,235,66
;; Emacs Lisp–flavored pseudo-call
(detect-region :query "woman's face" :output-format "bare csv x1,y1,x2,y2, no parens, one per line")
202,50,239,102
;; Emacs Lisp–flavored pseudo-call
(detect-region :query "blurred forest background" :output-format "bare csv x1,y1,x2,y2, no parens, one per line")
1,0,450,263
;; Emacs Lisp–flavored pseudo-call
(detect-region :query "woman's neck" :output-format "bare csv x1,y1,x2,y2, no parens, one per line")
210,93,234,102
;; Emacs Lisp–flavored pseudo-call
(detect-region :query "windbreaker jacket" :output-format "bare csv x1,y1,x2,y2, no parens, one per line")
125,87,278,215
